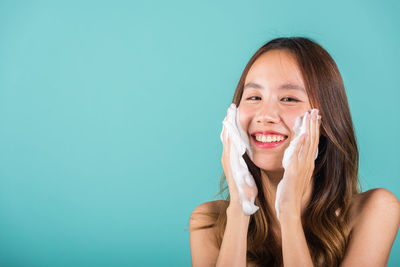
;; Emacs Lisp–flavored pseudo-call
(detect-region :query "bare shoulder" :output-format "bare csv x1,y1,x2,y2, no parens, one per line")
349,188,400,222
191,200,228,216
190,200,228,229
190,200,228,267
341,188,400,266
347,188,400,230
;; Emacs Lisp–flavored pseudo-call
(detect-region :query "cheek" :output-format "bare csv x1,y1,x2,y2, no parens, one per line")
286,112,306,137
287,118,298,137
238,105,254,134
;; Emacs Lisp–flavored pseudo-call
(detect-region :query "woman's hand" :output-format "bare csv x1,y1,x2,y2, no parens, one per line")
221,126,258,205
275,108,322,220
220,104,259,215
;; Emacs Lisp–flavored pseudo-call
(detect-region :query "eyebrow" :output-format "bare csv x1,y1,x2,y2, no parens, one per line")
243,82,305,93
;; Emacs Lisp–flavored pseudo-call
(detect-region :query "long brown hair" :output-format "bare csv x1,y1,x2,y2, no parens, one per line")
189,37,362,267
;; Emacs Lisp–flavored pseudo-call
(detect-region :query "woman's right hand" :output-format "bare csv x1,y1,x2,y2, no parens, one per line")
220,111,259,214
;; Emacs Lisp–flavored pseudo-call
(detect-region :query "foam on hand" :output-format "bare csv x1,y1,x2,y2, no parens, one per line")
276,109,320,221
220,103,259,216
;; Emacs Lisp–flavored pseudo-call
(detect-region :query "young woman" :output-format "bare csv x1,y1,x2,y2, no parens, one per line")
189,37,400,267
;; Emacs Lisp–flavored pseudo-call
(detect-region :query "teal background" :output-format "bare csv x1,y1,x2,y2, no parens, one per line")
0,0,399,266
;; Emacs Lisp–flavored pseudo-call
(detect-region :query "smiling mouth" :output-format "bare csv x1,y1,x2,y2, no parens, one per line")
250,134,288,142
250,135,289,148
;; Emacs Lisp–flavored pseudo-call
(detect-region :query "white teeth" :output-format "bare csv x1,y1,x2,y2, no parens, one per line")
255,135,287,143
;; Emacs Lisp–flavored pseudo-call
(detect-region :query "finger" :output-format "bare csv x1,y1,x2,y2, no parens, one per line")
304,111,311,160
313,110,320,157
222,126,231,163
309,109,317,161
223,129,231,157
223,134,232,179
294,132,308,164
314,115,321,161
221,124,226,146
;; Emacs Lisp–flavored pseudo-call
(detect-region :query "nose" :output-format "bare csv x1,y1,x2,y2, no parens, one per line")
255,102,281,125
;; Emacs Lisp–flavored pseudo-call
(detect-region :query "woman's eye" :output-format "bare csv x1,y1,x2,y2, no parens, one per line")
246,96,300,102
281,97,299,102
246,96,261,100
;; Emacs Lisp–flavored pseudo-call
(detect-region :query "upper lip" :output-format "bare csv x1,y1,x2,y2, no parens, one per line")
251,130,288,137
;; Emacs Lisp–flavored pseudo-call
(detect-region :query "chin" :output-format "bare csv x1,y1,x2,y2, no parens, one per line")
252,154,284,171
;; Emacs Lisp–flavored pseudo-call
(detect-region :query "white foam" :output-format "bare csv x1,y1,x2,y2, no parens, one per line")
220,103,259,216
276,109,320,221
219,105,321,218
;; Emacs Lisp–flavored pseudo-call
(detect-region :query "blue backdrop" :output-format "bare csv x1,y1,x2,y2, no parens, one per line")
0,0,399,266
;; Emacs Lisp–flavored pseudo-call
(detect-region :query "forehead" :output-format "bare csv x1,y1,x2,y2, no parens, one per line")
245,50,305,90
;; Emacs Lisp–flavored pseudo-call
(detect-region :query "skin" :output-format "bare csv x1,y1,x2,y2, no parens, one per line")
238,49,317,233
190,49,400,267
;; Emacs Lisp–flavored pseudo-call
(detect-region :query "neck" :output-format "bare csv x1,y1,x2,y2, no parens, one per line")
260,169,284,219
260,169,314,221
258,169,285,242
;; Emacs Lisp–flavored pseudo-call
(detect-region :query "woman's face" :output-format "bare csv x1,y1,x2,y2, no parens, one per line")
239,49,312,171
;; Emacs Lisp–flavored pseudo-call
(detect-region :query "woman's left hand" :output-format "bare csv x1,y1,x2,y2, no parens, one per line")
275,108,322,220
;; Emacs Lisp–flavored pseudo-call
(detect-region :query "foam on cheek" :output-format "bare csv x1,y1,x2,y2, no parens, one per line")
282,110,320,169
236,105,253,161
276,109,320,220
220,104,259,216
